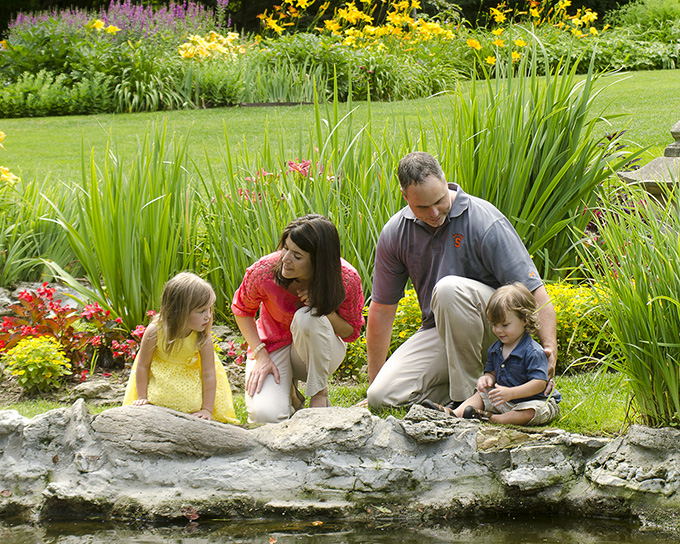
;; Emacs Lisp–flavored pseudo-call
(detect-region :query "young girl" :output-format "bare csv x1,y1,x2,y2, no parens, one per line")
122,272,238,424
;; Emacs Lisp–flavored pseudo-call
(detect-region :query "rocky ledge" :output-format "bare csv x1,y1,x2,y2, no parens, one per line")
0,401,678,532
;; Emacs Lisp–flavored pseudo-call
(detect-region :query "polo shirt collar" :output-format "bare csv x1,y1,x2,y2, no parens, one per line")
491,332,533,359
403,183,471,224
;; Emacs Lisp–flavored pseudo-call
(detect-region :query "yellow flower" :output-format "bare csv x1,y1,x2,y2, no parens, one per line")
0,130,5,150
590,26,598,35
514,38,527,47
493,38,505,47
296,0,311,8
0,40,7,51
466,38,482,50
512,50,521,61
324,19,341,33
581,9,598,24
105,25,120,34
0,166,20,186
492,28,504,36
558,0,572,9
88,19,105,31
485,55,496,65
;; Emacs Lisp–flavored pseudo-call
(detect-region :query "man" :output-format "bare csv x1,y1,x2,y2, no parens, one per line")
366,151,556,409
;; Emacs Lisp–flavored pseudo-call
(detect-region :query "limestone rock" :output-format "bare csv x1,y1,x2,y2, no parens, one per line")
65,378,126,406
92,405,253,457
253,407,375,453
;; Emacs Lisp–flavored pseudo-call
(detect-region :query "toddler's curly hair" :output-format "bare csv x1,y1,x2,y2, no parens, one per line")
486,282,540,334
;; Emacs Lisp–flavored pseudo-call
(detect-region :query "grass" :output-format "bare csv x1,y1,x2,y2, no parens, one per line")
1,70,678,183
1,371,627,436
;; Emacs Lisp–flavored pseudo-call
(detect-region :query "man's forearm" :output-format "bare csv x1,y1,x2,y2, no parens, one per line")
532,286,558,376
366,302,398,383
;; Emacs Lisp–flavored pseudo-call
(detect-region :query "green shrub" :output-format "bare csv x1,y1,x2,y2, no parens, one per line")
2,336,72,394
0,70,71,118
342,289,421,379
545,282,610,372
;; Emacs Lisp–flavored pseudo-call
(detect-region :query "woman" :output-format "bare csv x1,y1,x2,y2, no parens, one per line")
231,214,365,423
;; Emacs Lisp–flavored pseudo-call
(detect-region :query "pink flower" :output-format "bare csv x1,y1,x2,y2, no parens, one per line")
80,369,89,383
131,325,146,340
81,303,105,320
36,283,55,299
288,160,311,177
146,310,157,318
234,354,244,365
18,291,33,302
115,317,123,324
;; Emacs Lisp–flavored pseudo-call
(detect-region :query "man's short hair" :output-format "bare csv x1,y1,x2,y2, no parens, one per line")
397,152,446,190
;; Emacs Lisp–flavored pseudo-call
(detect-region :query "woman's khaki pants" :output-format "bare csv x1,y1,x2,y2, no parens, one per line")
245,307,346,423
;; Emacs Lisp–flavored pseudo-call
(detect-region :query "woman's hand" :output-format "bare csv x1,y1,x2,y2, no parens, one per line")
192,409,212,420
297,288,310,306
245,351,280,397
132,398,149,406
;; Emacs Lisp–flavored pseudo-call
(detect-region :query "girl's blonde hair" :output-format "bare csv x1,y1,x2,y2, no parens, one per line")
486,282,540,334
155,272,216,353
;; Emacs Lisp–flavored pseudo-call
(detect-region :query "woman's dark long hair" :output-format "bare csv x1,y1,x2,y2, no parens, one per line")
274,214,345,316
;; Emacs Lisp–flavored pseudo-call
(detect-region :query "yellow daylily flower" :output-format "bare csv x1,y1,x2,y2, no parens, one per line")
466,38,482,50
105,25,120,34
493,38,505,47
88,19,105,31
514,38,527,47
485,55,496,65
512,50,521,61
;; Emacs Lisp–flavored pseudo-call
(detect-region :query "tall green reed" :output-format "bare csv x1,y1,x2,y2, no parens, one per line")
197,88,407,316
46,123,199,330
431,37,635,278
579,180,680,427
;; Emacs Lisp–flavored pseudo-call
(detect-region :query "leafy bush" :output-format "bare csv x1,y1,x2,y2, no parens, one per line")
545,282,609,372
2,335,72,394
0,70,71,118
0,283,140,379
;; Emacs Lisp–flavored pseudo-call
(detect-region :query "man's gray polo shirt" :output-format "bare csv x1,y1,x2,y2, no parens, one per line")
372,183,543,329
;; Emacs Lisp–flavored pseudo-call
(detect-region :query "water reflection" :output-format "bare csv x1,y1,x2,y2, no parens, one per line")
1,516,678,543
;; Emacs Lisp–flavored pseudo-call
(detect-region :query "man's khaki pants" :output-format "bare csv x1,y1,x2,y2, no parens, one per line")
367,276,496,409
245,307,346,423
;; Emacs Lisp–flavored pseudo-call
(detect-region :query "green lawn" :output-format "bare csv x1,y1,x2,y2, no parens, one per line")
2,69,678,182
2,371,628,436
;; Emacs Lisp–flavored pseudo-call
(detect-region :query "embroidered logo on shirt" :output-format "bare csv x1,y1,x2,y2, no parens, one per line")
528,270,539,279
451,233,464,248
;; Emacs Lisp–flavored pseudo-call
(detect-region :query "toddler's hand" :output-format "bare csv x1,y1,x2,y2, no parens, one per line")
192,409,212,420
488,385,513,406
132,398,149,406
477,374,495,393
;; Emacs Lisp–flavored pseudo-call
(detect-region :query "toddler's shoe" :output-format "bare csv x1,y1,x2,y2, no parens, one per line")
462,405,492,422
420,399,456,417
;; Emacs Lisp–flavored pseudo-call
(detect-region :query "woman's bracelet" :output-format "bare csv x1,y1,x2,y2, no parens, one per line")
251,342,266,357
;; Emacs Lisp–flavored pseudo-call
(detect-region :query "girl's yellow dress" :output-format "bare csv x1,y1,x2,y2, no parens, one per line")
122,329,238,424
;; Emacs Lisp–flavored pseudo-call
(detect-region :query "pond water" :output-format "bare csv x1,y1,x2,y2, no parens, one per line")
1,516,678,544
